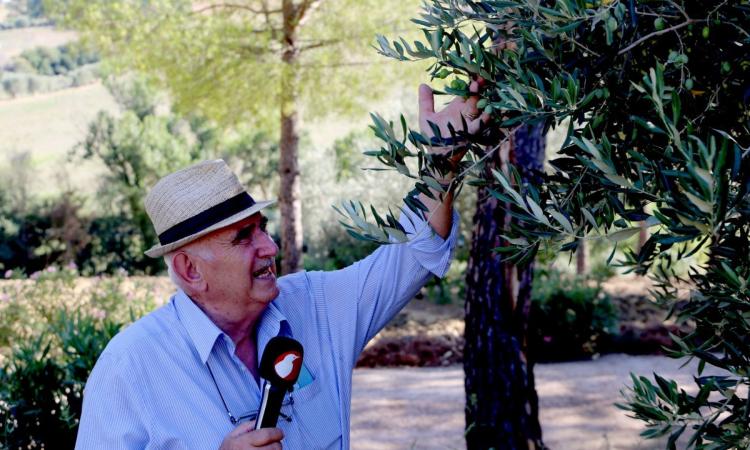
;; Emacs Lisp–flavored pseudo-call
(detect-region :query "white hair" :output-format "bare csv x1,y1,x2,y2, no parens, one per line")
163,253,185,290
163,242,216,292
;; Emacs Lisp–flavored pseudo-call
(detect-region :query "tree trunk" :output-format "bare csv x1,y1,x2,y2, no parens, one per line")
279,0,303,274
464,124,546,450
576,239,586,275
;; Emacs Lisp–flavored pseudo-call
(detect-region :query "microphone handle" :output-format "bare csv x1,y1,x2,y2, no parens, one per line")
255,381,287,429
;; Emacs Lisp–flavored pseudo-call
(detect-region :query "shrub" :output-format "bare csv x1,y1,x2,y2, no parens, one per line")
77,215,162,275
0,317,121,449
0,271,164,448
15,44,99,77
0,194,162,276
71,65,99,87
1,77,27,98
529,270,617,362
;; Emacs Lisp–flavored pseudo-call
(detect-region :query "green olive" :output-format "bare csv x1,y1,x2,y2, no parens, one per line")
654,18,665,31
607,17,618,31
450,79,468,90
702,26,710,39
684,78,694,90
435,68,451,79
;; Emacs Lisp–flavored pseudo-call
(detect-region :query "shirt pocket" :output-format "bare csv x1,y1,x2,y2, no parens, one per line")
291,375,342,449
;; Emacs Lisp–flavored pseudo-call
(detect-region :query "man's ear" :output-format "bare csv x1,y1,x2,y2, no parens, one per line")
172,251,207,293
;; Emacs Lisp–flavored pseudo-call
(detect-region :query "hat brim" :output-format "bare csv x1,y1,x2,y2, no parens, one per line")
144,199,276,258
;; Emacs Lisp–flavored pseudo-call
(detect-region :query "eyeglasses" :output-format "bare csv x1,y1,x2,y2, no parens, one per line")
206,362,294,425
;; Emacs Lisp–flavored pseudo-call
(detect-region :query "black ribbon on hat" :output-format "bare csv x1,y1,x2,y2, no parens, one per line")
158,192,256,245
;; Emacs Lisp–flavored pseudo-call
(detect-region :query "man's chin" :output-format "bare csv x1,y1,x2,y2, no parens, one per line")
257,285,280,304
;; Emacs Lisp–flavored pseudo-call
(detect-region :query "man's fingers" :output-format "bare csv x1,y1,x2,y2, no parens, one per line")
461,79,486,122
469,79,480,94
462,96,480,119
256,444,282,450
228,421,257,437
468,112,491,134
246,427,284,446
418,83,435,116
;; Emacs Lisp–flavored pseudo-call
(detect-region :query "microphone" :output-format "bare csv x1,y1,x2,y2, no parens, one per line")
255,336,304,429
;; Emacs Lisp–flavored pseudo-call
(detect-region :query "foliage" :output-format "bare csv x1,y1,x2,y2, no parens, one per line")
339,1,749,448
46,0,424,130
0,189,162,275
529,269,616,361
48,0,431,273
0,269,165,448
0,0,51,29
0,66,100,99
9,42,99,76
301,127,414,270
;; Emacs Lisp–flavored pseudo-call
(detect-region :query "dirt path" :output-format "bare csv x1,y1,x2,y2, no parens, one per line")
351,354,723,450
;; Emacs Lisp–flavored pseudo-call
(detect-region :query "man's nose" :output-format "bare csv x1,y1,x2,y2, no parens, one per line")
257,232,279,258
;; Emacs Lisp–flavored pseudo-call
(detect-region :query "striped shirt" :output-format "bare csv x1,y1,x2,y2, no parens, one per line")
75,210,458,449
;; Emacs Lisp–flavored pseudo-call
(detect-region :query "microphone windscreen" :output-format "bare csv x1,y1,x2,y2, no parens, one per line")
259,336,304,388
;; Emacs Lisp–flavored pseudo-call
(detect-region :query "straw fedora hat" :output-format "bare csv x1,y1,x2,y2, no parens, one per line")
144,159,275,258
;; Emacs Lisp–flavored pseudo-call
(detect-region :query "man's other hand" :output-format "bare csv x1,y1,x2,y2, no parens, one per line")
219,421,283,450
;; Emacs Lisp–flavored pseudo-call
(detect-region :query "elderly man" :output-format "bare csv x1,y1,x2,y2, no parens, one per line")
75,82,488,449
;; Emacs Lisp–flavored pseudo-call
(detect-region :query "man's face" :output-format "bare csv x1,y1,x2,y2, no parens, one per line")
193,213,280,307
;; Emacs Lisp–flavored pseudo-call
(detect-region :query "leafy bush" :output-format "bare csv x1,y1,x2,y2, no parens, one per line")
0,65,100,98
78,215,161,275
0,193,162,276
0,270,165,448
529,270,617,362
13,44,99,77
0,315,121,449
0,77,27,98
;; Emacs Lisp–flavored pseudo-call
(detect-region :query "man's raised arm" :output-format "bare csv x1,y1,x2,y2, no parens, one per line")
417,79,489,238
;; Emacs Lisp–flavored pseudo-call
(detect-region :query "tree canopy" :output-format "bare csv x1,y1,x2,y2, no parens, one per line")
48,0,423,130
49,0,427,273
343,1,749,447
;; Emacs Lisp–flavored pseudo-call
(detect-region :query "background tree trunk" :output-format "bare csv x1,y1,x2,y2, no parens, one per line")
279,0,304,274
576,239,586,275
464,124,546,449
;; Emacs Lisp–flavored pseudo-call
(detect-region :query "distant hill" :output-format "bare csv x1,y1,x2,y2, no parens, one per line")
0,82,118,200
0,24,113,202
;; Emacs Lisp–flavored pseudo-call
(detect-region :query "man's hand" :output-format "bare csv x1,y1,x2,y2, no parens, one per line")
418,79,490,170
219,421,283,450
415,78,490,238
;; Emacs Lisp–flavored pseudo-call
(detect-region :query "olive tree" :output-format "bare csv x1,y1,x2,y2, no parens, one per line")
340,1,749,448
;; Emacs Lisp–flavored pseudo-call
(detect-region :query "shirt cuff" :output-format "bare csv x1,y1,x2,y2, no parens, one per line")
398,207,460,277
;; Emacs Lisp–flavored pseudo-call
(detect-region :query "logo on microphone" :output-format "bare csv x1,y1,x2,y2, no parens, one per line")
273,350,302,382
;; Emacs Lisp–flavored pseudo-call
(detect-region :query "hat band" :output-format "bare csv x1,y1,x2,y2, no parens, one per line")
158,192,256,246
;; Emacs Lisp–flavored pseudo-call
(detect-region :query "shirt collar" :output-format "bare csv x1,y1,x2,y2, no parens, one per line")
173,290,224,364
257,299,292,356
173,290,292,364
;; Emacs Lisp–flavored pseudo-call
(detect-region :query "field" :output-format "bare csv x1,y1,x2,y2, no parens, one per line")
0,25,115,200
0,83,118,198
0,26,76,66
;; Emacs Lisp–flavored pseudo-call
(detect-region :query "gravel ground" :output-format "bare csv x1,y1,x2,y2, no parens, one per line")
351,354,725,450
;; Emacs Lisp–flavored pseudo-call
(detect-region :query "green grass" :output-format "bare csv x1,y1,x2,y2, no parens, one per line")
0,82,118,198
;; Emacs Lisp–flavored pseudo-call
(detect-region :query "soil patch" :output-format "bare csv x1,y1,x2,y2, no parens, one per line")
356,275,691,368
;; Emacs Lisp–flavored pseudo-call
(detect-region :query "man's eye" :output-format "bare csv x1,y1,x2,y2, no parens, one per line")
233,226,254,243
260,217,268,232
